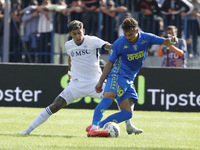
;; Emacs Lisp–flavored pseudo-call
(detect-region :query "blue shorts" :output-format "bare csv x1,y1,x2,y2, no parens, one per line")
104,73,138,105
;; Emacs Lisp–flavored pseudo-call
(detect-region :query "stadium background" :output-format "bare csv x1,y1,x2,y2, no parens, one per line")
0,0,200,112
0,63,200,112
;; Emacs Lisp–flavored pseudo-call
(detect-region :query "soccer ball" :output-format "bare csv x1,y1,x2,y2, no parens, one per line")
102,122,120,137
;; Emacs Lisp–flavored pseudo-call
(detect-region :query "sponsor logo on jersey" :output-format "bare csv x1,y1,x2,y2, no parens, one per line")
127,51,144,61
71,49,91,57
133,45,137,51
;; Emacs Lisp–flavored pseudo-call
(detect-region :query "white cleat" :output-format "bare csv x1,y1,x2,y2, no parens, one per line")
18,130,30,135
126,124,143,135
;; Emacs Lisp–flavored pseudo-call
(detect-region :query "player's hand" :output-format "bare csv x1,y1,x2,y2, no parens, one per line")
95,81,103,93
170,36,178,44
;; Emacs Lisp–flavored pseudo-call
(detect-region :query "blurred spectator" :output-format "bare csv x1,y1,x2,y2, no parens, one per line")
82,0,99,11
21,0,39,63
114,0,136,12
51,0,69,64
100,0,127,46
186,0,200,58
0,0,5,60
37,0,53,63
10,0,22,62
82,0,100,36
118,12,142,37
160,0,194,37
160,0,193,15
63,0,84,21
158,25,187,68
136,0,163,35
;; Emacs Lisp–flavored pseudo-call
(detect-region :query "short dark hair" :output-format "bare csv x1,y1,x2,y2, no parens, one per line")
121,18,138,32
68,20,83,32
167,25,178,33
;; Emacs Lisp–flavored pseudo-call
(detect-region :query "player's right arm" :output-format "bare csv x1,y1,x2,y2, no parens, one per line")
95,61,114,93
68,56,71,80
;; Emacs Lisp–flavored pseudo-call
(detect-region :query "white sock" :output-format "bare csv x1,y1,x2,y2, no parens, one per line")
90,125,99,131
125,119,132,126
26,107,52,133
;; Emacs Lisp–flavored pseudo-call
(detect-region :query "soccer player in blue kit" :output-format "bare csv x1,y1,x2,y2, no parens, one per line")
87,17,178,137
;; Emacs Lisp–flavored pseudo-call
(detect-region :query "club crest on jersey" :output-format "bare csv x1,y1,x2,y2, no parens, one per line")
133,45,137,51
83,45,87,49
141,40,147,44
123,45,128,49
71,51,75,57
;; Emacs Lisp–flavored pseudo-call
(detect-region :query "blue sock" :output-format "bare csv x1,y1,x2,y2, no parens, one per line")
92,98,113,126
99,110,132,128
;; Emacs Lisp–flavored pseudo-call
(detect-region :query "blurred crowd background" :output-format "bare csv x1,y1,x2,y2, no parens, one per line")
0,0,200,68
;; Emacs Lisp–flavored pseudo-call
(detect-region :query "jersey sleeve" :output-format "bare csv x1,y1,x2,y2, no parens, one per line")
64,41,70,55
91,36,108,48
109,42,119,63
147,33,165,46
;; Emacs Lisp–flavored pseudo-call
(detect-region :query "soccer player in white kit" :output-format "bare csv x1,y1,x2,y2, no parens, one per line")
18,20,141,135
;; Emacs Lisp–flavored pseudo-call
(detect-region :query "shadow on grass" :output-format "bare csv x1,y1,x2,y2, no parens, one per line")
0,133,73,138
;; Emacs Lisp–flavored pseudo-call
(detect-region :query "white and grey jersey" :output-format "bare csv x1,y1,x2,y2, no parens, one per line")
65,35,108,81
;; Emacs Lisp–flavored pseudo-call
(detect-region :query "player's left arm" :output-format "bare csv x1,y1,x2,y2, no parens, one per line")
102,43,113,52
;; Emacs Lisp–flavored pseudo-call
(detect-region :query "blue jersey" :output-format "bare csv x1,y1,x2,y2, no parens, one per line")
109,31,164,80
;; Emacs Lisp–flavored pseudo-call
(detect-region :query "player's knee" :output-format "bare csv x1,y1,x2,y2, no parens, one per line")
104,92,116,100
50,96,67,113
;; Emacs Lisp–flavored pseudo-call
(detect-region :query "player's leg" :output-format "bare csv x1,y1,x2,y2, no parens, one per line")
87,98,132,137
90,76,133,129
123,98,143,135
116,102,142,135
87,91,115,137
90,91,115,130
18,96,67,135
18,82,77,135
98,98,133,128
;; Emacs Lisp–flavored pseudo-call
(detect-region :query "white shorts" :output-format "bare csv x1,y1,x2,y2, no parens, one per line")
59,79,105,105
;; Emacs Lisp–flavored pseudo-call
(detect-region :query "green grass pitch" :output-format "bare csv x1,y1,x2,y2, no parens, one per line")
0,107,199,150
